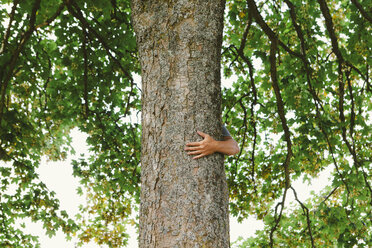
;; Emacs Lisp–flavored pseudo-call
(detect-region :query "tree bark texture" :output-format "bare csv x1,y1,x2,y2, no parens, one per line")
131,1,229,247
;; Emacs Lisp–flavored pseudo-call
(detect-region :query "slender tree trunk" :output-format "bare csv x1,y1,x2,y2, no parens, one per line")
131,1,229,247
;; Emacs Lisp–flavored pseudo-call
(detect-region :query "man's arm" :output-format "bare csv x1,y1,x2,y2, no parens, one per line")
185,131,240,160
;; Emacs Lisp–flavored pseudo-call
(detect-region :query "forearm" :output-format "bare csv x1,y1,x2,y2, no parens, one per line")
213,139,239,156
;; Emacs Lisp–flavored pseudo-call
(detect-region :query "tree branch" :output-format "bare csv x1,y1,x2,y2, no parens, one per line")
270,187,288,247
232,99,249,180
35,2,66,30
351,0,372,23
315,0,368,84
246,0,302,59
65,0,131,80
269,39,292,188
229,13,260,187
283,0,366,205
238,4,295,244
321,186,339,204
267,38,292,248
317,0,372,197
237,13,253,56
345,70,356,147
284,0,326,113
0,0,20,54
291,186,315,248
65,0,135,117
317,0,344,63
0,0,41,124
82,27,89,118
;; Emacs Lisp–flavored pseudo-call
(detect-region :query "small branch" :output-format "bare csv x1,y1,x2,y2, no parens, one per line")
321,186,339,204
230,13,260,187
246,1,294,183
65,0,135,117
283,0,363,205
33,34,53,131
269,39,292,188
345,70,355,148
316,0,368,85
345,61,367,82
367,63,371,93
317,0,344,63
65,0,132,80
291,187,315,248
0,0,41,124
232,99,249,180
246,0,302,59
238,13,253,55
351,0,372,23
284,0,326,113
0,0,20,54
267,39,292,248
35,2,66,30
239,99,249,157
270,187,288,247
82,27,89,118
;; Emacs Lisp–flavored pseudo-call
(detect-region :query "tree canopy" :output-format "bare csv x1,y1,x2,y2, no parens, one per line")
0,0,371,247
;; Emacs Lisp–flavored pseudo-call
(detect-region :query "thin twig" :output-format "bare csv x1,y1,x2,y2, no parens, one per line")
0,0,20,54
291,186,315,248
351,0,372,23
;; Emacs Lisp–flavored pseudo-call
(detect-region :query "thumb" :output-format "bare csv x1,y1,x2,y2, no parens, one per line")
197,130,207,138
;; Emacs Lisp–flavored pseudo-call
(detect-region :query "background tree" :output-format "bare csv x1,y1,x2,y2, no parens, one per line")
223,0,371,247
0,0,371,247
0,0,140,246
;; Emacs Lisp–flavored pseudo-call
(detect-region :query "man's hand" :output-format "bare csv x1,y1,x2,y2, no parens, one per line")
185,130,240,159
185,131,217,159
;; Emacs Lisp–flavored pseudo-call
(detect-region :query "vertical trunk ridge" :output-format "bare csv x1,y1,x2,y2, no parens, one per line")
131,1,228,247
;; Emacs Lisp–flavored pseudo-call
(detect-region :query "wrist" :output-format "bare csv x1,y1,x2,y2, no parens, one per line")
212,140,222,153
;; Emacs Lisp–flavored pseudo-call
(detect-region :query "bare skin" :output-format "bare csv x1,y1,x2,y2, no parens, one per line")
185,131,240,159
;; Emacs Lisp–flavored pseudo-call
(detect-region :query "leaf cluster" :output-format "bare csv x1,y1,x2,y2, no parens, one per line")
223,0,371,247
0,0,140,246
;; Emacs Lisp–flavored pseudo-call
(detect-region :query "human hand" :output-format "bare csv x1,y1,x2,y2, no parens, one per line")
185,131,217,159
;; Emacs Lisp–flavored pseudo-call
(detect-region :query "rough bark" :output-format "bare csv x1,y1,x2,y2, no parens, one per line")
131,0,229,247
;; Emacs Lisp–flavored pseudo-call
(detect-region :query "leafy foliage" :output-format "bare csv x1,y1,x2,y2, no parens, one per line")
0,0,140,246
223,0,371,247
0,0,371,247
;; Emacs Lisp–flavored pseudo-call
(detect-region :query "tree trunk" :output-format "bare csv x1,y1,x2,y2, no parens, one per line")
131,0,229,247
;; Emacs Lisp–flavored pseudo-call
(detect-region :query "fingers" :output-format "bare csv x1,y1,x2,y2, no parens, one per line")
193,154,205,159
185,147,204,159
186,150,206,159
186,131,207,146
197,130,207,138
185,145,201,151
185,147,207,159
186,141,201,147
185,131,208,159
187,150,202,155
